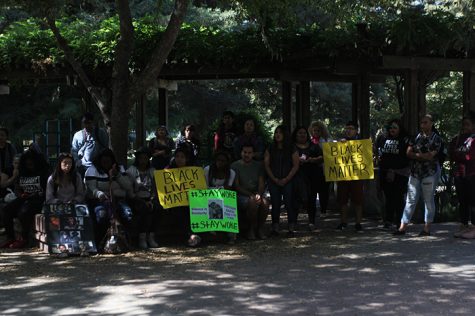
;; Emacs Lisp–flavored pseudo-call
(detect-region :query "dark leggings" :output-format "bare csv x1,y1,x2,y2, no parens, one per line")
3,197,44,241
130,198,160,233
381,171,408,225
455,176,475,226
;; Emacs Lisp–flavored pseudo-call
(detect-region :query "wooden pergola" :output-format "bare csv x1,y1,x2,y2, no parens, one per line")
2,54,475,147
146,54,475,144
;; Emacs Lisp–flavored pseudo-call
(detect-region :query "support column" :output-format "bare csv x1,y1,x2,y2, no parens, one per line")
403,69,419,136
158,88,168,127
299,81,310,128
135,95,145,149
282,81,292,129
352,74,370,138
463,71,475,115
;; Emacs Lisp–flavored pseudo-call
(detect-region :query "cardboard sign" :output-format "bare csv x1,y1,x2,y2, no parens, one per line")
154,167,207,209
188,189,239,233
323,139,374,181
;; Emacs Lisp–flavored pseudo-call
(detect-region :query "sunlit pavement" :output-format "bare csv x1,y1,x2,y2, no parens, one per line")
1,215,475,316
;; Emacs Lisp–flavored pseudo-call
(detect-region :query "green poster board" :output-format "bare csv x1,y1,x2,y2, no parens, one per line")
188,189,239,233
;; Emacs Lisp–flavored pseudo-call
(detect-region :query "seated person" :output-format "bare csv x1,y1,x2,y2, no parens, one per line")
126,147,160,250
84,149,134,249
204,151,236,244
1,150,50,248
231,144,269,240
45,152,85,204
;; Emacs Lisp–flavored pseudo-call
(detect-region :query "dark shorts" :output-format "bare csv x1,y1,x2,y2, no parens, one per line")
337,180,364,206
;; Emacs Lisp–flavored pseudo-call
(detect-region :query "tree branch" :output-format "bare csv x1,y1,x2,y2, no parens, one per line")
130,0,189,102
45,14,110,122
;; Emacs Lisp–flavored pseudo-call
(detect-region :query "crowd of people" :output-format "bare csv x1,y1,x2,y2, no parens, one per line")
0,110,474,252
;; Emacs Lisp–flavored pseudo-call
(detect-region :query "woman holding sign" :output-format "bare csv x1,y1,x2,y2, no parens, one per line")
45,153,85,204
264,125,300,237
394,114,442,236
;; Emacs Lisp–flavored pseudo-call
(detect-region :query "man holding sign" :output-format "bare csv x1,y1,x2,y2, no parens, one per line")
323,121,374,232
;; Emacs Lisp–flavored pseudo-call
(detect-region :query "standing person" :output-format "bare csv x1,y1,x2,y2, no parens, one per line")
336,121,365,232
126,147,160,249
233,118,265,161
175,124,200,165
71,112,109,176
264,125,300,237
0,127,17,176
84,149,134,248
214,111,237,159
232,144,269,240
449,114,475,237
45,152,85,204
148,125,175,170
1,150,50,248
394,114,442,236
309,121,332,214
292,126,324,231
376,119,410,230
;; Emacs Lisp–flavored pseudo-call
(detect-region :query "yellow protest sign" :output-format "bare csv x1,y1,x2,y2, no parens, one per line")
323,139,374,182
154,167,207,209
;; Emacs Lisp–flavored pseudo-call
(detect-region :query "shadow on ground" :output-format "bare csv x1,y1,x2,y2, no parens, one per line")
1,214,475,316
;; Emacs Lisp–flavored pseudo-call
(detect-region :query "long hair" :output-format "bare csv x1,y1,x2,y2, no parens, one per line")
51,153,78,196
169,147,190,168
270,125,292,155
92,148,117,174
208,151,231,187
19,150,49,177
292,125,311,144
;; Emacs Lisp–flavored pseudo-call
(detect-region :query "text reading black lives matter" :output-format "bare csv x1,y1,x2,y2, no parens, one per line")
328,142,370,179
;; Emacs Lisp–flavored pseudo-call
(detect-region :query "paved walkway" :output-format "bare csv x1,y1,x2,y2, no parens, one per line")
1,216,475,315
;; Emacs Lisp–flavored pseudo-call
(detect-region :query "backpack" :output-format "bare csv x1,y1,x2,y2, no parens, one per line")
100,200,130,254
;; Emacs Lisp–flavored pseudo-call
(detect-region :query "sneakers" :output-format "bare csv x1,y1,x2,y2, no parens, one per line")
336,223,347,230
257,228,267,240
355,223,363,232
147,233,159,248
270,223,280,236
246,230,256,240
187,234,201,247
418,230,431,237
454,225,470,238
393,230,406,236
0,239,15,248
138,233,148,250
9,239,26,249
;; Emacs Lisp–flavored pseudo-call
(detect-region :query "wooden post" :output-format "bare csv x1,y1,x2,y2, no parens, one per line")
463,71,475,115
135,95,145,149
158,88,168,127
300,81,311,128
403,70,419,136
282,81,292,129
351,82,359,123
353,74,370,138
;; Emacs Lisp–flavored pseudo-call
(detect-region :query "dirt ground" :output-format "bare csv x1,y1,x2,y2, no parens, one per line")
1,213,475,316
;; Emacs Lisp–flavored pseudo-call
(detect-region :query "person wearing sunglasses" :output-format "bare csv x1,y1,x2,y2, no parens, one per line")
376,119,410,230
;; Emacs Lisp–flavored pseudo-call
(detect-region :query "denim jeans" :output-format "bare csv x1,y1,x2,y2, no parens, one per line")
268,181,295,224
401,174,438,224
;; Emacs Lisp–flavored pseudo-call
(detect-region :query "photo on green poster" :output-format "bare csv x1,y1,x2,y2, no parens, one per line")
188,189,239,233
